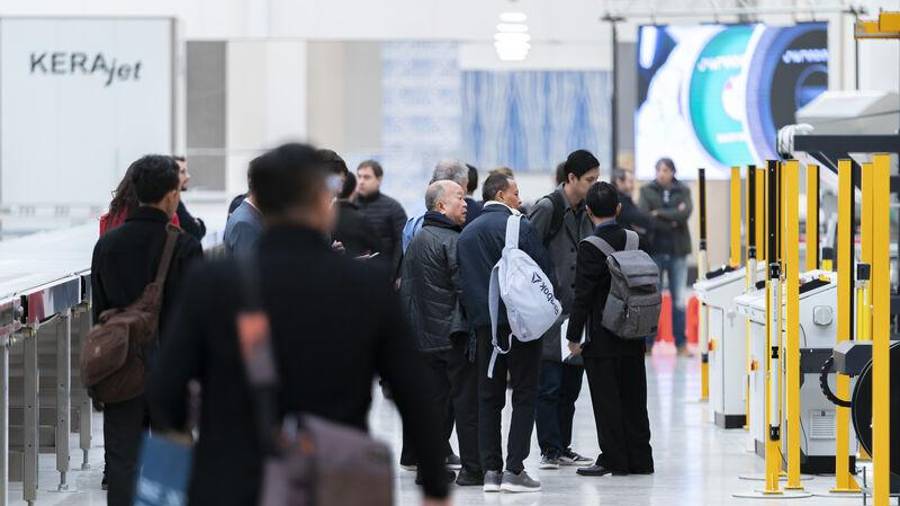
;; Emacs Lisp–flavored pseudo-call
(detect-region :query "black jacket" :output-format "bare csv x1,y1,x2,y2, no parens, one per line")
465,197,483,226
458,204,555,329
400,212,467,353
355,191,407,273
333,200,382,258
638,180,693,256
147,225,448,505
566,222,646,357
91,206,203,342
176,200,207,242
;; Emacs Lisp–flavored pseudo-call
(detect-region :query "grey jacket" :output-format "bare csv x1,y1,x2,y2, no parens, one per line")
399,213,468,353
223,199,263,258
638,180,693,257
528,185,593,361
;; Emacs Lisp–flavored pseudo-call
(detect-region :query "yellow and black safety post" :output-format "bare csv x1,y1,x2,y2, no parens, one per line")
806,164,819,271
783,160,803,490
730,167,742,268
698,167,710,402
744,165,758,431
870,153,891,506
831,158,861,494
763,160,783,494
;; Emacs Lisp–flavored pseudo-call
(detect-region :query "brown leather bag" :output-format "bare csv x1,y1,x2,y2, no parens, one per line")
81,225,180,404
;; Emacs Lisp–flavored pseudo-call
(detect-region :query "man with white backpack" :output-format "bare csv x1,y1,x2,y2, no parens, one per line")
458,173,556,493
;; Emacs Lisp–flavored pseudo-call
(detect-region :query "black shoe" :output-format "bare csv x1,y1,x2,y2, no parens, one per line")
416,469,456,485
577,464,628,477
445,453,462,470
101,475,108,491
456,469,484,486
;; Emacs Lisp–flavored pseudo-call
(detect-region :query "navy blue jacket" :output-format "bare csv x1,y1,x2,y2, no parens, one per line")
458,204,555,329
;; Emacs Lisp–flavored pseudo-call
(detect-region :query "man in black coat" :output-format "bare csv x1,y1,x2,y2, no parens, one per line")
173,156,207,241
148,144,449,506
334,171,382,258
91,155,203,506
567,181,654,477
400,180,480,486
612,168,663,243
458,173,554,493
356,160,408,274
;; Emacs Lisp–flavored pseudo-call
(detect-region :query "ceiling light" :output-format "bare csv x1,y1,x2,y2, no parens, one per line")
496,22,528,33
495,8,530,61
500,12,527,23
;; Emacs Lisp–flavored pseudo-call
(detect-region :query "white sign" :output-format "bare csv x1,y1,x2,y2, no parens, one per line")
1,17,173,206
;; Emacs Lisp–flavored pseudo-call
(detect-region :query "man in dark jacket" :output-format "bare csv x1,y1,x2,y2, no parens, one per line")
91,155,203,506
334,171,381,257
148,144,449,506
356,160,408,274
613,168,661,244
458,173,553,493
173,156,207,241
400,180,480,486
465,163,483,225
567,181,654,477
528,150,598,469
224,156,263,258
638,158,693,356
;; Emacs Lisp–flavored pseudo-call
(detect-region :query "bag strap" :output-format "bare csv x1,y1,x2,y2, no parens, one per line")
582,235,616,257
624,229,639,251
504,214,521,250
153,225,181,286
542,192,566,246
487,263,511,379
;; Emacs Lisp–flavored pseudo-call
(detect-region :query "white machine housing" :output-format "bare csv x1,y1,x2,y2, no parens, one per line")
734,270,857,473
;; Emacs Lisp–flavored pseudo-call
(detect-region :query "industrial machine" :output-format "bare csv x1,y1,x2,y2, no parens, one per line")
735,269,856,473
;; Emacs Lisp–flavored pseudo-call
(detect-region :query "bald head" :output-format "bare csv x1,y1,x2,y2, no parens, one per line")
424,180,467,226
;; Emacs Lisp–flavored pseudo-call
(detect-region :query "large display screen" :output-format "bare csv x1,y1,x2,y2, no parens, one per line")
635,22,828,180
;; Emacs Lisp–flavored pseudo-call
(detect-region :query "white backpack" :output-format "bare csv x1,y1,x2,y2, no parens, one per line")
487,214,561,378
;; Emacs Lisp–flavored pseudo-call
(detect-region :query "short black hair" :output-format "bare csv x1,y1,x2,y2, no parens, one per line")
564,149,600,179
318,149,348,176
247,155,263,194
339,172,357,200
129,155,180,205
555,162,567,185
482,173,512,202
656,157,676,173
253,143,329,217
585,181,619,218
358,160,384,179
466,164,479,194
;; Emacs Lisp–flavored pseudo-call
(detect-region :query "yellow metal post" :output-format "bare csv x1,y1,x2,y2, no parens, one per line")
832,159,861,493
764,161,782,495
698,168,709,402
731,167,742,267
757,168,766,264
806,164,819,271
871,154,891,506
783,161,803,490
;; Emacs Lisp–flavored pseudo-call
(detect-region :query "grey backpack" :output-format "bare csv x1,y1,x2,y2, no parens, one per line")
583,230,661,340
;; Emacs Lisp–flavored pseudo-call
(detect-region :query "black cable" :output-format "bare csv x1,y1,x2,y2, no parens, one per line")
819,355,852,407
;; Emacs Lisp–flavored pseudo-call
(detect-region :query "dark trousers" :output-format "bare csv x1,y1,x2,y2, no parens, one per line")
650,254,687,348
400,339,478,472
584,355,654,473
535,360,584,457
476,325,542,473
104,395,149,506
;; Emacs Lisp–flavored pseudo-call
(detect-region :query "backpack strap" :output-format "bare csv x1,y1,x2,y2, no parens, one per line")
542,192,566,246
504,214,522,250
487,263,511,379
153,224,181,286
582,235,617,257
624,229,639,251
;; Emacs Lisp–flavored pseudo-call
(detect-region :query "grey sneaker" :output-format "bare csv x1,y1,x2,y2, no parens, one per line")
483,470,503,493
500,470,541,493
539,455,560,469
560,448,593,467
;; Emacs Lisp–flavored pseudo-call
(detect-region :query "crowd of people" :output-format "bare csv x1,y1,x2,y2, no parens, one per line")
89,142,693,505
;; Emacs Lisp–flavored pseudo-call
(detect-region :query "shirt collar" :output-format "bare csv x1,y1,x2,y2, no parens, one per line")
483,201,521,215
595,219,618,233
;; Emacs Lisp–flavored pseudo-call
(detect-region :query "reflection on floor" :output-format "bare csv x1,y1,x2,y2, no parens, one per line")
17,346,866,505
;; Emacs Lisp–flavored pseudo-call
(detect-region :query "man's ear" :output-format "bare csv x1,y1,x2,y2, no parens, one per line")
615,203,622,217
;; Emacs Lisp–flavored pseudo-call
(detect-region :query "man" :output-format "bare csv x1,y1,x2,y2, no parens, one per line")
613,168,661,243
458,173,553,493
91,155,203,506
567,181,654,477
400,180,481,487
223,156,263,258
638,158,694,356
173,156,207,241
148,144,449,506
356,160,407,274
401,159,470,253
334,172,381,258
528,150,598,469
465,163,483,225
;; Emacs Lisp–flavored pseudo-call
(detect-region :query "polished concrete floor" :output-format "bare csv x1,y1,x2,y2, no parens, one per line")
14,344,869,505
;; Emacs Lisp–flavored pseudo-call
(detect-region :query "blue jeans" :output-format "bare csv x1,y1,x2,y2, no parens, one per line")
535,361,584,457
650,254,687,349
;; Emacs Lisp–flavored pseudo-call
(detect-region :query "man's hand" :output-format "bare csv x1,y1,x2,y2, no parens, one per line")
568,340,582,357
423,498,451,506
677,202,687,212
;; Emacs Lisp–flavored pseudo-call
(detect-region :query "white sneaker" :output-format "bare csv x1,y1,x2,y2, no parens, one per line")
483,470,502,493
500,470,541,493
